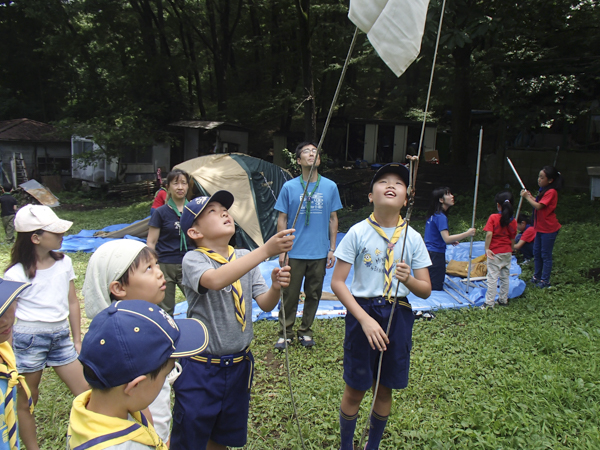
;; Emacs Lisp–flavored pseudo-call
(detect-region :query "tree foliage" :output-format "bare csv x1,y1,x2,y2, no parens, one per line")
1,0,599,160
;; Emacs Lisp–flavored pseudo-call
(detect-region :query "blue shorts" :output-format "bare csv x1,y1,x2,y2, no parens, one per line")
171,349,254,449
343,297,414,391
13,321,78,373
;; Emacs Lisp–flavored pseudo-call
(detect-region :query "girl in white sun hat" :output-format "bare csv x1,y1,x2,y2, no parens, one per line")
4,205,88,450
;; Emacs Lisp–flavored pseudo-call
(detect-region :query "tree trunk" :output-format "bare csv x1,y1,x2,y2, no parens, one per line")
451,44,473,165
295,0,316,142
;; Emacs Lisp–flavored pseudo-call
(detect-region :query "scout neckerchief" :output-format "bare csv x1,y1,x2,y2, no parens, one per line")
67,390,167,450
366,213,407,302
195,246,246,331
0,341,34,450
299,174,321,226
167,196,188,252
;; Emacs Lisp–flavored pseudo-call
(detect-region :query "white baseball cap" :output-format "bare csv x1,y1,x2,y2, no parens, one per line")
15,204,73,233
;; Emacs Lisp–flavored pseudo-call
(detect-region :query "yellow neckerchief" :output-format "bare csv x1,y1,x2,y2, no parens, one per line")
195,247,246,331
0,341,33,450
67,390,167,450
366,213,407,302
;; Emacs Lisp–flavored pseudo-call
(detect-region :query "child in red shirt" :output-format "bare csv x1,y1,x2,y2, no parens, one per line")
483,191,517,308
514,214,536,261
520,165,563,288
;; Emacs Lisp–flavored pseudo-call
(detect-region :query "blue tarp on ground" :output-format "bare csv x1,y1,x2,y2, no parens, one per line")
59,220,147,253
175,238,526,320
58,220,525,319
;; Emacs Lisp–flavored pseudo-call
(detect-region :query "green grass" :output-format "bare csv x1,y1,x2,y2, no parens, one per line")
2,195,599,449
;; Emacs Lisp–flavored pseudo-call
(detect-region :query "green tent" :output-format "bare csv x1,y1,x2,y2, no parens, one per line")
174,153,292,250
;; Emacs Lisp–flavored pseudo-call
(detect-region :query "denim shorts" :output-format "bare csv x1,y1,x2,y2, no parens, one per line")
13,320,78,373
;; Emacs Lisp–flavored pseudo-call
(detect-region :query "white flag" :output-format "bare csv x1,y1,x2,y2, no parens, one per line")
349,0,430,77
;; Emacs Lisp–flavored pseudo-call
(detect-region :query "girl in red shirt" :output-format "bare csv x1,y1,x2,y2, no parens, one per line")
483,191,517,308
520,166,563,288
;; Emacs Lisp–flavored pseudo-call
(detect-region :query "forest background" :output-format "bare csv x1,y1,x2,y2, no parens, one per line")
2,0,600,166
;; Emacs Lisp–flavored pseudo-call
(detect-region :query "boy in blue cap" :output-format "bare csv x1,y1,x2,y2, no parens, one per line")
0,278,32,450
171,190,294,450
331,163,432,450
66,300,208,450
83,239,175,444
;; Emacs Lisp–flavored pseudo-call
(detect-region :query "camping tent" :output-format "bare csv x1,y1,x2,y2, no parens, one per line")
174,153,292,249
96,153,292,250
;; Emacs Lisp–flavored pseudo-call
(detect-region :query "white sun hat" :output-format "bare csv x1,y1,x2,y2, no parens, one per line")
15,204,73,233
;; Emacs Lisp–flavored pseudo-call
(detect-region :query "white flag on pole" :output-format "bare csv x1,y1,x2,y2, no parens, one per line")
349,0,430,77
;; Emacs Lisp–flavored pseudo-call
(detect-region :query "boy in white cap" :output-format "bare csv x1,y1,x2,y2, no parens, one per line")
170,191,294,450
0,277,33,450
67,300,208,450
82,239,176,443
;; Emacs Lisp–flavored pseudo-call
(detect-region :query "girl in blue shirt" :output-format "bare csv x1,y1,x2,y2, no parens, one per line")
424,187,476,290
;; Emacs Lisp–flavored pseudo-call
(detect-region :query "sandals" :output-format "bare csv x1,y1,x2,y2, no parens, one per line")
298,335,315,348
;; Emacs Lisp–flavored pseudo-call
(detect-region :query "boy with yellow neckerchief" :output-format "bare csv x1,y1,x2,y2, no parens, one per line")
0,278,32,450
171,191,294,450
66,300,208,450
331,163,432,450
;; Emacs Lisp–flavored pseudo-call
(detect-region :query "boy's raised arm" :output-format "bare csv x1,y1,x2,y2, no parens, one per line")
200,229,295,291
331,260,389,351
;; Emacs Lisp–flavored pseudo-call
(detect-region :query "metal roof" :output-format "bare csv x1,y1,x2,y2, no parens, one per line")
0,118,69,142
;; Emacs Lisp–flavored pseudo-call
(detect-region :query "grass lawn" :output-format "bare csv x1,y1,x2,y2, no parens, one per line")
3,192,600,449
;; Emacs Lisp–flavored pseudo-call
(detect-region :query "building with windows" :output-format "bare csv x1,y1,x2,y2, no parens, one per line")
0,118,71,185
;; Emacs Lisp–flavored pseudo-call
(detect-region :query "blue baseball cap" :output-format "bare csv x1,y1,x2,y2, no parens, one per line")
0,278,30,317
79,300,209,388
180,190,234,235
370,162,410,191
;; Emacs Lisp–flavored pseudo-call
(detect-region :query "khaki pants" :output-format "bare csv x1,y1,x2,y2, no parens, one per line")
485,252,512,306
278,258,327,339
159,263,184,316
2,214,15,244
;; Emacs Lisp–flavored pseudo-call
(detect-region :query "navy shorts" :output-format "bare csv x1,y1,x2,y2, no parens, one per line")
428,250,446,291
343,297,414,391
171,349,254,449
